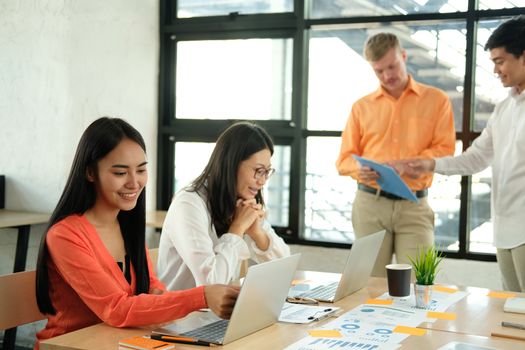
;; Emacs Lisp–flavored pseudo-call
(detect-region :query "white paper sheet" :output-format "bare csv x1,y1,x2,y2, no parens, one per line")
374,289,468,313
284,336,401,350
279,302,340,324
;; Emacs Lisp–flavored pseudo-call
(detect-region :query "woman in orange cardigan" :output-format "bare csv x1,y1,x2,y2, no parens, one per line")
34,117,239,349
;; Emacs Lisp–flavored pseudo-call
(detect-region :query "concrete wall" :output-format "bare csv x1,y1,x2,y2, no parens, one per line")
0,1,159,347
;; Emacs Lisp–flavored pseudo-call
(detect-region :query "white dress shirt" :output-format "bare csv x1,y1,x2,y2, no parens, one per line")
435,88,525,249
157,188,291,290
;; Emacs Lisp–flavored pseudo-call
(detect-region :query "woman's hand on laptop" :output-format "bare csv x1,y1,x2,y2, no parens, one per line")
204,285,241,319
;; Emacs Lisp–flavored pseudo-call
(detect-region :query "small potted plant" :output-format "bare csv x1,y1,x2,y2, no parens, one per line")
408,245,444,308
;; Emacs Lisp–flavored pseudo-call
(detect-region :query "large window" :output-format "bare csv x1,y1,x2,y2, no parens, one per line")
309,0,468,18
305,137,354,243
177,0,293,18
175,39,293,120
159,1,525,260
307,22,467,251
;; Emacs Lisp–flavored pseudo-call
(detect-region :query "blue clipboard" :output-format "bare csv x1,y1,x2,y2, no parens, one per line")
353,155,418,202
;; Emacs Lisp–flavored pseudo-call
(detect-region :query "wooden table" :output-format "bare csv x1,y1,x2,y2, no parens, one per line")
39,274,525,350
356,277,525,339
418,284,525,338
38,321,524,350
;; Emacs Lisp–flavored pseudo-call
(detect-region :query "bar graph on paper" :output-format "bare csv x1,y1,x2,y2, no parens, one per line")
284,337,400,350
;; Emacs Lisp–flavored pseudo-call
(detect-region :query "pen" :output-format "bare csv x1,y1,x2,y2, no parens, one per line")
150,334,211,346
492,332,525,341
308,308,334,321
501,321,525,330
310,314,332,322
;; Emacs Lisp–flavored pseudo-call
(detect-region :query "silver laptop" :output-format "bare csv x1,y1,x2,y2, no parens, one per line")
153,254,301,345
293,230,385,303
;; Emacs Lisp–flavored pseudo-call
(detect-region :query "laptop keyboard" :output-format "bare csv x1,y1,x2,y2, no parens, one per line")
180,319,229,344
298,282,338,300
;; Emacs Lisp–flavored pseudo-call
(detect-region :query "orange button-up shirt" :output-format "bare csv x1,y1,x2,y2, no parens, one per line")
35,214,207,349
336,76,455,191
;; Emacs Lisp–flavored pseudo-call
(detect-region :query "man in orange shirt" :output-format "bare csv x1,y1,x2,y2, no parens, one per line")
336,33,455,277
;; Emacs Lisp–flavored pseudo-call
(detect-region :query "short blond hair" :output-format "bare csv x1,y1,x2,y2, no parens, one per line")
364,33,402,61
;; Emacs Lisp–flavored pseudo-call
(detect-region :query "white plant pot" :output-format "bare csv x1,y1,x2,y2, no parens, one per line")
414,283,433,308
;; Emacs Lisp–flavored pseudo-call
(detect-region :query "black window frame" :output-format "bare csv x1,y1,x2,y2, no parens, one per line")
158,0,525,261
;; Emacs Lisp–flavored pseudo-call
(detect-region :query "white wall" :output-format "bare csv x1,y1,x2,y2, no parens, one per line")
0,0,159,211
0,0,159,261
0,1,159,346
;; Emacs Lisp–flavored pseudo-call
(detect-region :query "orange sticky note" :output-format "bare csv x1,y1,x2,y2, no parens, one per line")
308,330,343,338
366,298,393,305
426,311,457,320
393,325,426,336
433,285,458,293
488,291,516,299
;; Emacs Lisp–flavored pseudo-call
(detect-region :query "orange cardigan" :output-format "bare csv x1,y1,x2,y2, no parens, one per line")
35,214,206,349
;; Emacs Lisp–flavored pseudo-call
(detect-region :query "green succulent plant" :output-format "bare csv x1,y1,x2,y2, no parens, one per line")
408,245,444,286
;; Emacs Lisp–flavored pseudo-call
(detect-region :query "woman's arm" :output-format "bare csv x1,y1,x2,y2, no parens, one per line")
47,222,207,328
246,219,290,262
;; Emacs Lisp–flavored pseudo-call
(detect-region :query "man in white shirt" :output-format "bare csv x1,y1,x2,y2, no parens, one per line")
395,16,525,292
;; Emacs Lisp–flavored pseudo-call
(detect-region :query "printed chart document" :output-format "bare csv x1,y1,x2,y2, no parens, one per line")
373,290,468,314
284,336,400,350
352,155,418,202
279,303,340,324
285,284,469,350
342,304,427,327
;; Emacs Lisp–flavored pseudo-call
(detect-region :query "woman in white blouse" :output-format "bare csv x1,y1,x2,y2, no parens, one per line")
157,122,290,290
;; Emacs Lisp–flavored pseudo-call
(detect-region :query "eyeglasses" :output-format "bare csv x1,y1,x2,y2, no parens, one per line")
253,167,275,181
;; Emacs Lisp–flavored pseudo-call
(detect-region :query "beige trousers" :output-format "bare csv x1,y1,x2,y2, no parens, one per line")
351,190,435,277
496,244,525,292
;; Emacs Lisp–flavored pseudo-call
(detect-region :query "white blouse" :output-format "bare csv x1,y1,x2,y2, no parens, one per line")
157,188,290,291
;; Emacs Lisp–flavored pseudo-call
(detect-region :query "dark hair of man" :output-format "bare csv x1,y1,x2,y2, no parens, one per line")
190,122,274,237
484,16,525,57
36,117,150,315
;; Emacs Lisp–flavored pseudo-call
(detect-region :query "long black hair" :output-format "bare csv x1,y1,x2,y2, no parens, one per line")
36,117,150,315
190,122,274,237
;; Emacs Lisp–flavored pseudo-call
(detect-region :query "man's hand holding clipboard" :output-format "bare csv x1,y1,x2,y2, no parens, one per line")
352,155,419,202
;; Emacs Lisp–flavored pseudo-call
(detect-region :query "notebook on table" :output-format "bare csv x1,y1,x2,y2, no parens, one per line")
119,336,174,350
503,297,525,314
153,254,301,345
291,230,385,303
